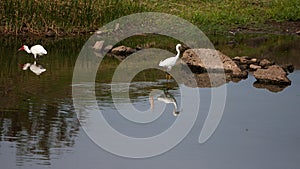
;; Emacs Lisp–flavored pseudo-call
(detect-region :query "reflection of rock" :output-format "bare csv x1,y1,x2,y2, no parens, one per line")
181,48,247,78
253,81,289,93
253,65,291,85
21,61,46,75
180,71,228,88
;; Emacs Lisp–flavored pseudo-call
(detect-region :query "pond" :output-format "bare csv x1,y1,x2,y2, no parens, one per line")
0,34,299,169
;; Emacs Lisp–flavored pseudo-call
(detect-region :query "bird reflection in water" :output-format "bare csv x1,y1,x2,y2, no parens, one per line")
21,61,46,75
149,88,180,116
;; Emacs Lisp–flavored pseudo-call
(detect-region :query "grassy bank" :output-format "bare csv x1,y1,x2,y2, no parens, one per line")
1,0,300,36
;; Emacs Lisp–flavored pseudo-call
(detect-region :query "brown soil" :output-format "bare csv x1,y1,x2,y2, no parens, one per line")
1,21,300,38
238,21,300,35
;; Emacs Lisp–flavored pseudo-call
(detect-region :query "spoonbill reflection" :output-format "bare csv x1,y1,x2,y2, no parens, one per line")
21,61,46,75
18,44,47,59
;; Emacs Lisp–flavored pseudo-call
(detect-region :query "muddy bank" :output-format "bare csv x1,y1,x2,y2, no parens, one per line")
233,21,300,35
2,21,300,38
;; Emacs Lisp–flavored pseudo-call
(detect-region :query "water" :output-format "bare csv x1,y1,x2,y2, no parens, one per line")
0,35,300,169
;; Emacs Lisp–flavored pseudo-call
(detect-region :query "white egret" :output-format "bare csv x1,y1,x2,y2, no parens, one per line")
18,44,47,59
159,44,181,71
159,44,181,80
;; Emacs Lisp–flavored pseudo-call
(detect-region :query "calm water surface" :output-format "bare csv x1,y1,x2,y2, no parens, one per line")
0,35,299,169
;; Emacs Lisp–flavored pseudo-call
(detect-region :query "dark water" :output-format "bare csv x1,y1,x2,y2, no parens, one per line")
0,35,299,169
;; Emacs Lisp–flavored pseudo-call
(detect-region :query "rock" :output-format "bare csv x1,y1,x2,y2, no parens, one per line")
249,64,262,70
232,69,248,78
296,30,300,35
281,64,294,73
93,40,104,51
232,56,241,61
250,58,258,63
259,59,274,68
238,64,249,71
181,48,247,78
45,30,56,37
239,56,250,64
114,23,120,31
111,45,136,56
233,56,259,68
104,45,113,52
253,65,291,85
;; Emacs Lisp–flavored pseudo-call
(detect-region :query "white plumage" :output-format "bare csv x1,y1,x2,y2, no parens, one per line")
18,44,47,59
159,44,181,71
21,61,46,75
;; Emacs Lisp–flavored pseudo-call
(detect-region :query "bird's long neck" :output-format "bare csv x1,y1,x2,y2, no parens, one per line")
175,46,180,58
24,46,31,54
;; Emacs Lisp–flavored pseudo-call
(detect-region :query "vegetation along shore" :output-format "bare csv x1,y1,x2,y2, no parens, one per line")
1,0,300,37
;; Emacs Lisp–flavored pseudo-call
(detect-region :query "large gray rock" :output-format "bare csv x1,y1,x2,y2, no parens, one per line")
181,48,247,78
253,65,291,85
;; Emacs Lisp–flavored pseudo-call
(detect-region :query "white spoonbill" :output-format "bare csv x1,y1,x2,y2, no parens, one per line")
159,44,181,71
18,44,47,59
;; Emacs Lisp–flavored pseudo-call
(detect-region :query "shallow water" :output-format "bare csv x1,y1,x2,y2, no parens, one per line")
0,35,299,169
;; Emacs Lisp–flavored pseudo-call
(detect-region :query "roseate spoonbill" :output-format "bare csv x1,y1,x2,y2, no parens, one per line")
18,45,47,59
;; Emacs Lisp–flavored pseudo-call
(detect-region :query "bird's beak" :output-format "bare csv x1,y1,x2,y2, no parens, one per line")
18,46,24,51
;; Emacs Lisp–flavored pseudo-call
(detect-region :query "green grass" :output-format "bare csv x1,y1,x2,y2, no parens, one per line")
0,0,300,36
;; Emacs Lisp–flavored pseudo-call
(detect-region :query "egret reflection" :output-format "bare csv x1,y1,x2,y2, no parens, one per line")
149,88,180,116
21,61,46,75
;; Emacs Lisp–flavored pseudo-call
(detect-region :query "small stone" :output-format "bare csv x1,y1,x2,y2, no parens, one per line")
249,64,262,70
259,59,274,68
232,70,248,78
95,30,103,35
250,58,258,62
253,65,291,85
281,64,294,73
114,23,120,31
45,30,56,37
232,56,240,61
111,45,136,56
104,45,113,52
93,41,104,51
240,57,248,64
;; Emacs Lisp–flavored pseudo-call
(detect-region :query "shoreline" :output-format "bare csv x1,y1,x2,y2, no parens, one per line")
1,21,300,38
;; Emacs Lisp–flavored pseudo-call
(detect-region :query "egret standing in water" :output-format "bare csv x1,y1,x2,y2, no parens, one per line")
159,44,181,79
18,44,47,59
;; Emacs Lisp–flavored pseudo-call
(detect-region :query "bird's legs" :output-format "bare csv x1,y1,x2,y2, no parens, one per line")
165,73,172,81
